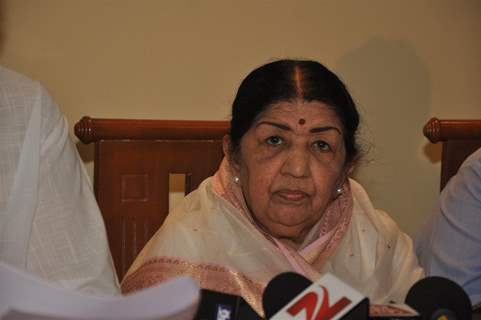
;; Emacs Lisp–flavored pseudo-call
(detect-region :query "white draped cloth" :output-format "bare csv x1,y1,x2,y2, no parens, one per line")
0,66,119,295
122,159,424,315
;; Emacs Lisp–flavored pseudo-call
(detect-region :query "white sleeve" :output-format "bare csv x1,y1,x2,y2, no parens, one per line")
26,85,120,295
0,67,119,295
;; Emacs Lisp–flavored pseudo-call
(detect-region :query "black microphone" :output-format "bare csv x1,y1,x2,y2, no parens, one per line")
262,272,313,319
405,276,472,320
262,271,369,319
194,288,261,320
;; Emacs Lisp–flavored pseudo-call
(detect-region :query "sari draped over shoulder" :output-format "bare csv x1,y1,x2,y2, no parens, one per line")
121,159,423,316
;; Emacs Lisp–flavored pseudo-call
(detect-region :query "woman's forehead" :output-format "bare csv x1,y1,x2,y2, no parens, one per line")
257,100,342,129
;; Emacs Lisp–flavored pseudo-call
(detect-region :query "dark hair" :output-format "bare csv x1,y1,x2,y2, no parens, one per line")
230,59,360,164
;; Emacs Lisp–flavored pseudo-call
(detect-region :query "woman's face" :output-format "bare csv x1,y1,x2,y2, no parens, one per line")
227,100,348,244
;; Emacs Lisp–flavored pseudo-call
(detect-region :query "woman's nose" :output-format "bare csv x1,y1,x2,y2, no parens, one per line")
281,146,309,178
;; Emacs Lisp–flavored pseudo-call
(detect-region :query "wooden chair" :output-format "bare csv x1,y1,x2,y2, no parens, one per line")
75,117,229,279
423,117,481,190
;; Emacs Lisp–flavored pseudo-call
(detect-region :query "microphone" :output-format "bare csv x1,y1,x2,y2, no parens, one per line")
194,288,261,320
405,276,472,320
262,272,313,319
262,271,369,319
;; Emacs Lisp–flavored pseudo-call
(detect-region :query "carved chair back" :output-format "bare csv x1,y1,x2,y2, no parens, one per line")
75,117,229,279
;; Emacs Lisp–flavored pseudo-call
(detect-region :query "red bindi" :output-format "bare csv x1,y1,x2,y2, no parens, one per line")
298,118,306,125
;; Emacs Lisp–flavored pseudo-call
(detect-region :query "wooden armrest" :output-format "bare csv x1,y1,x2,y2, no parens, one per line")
423,117,481,143
423,117,481,191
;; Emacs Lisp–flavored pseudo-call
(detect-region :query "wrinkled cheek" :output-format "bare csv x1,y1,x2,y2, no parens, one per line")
316,158,344,174
313,183,338,209
240,178,265,212
314,163,345,189
316,154,337,166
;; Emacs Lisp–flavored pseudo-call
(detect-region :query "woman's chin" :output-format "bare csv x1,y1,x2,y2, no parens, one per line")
265,221,310,243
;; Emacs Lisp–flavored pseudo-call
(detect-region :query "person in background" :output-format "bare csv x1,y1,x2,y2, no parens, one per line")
122,59,423,316
0,66,119,295
416,147,481,306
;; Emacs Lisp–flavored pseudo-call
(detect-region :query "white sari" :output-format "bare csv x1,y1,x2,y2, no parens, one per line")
122,159,423,316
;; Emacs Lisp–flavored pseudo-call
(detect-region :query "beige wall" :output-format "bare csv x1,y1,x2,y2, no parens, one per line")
1,0,480,236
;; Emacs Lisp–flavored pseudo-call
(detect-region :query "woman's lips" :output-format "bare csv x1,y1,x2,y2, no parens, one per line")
276,190,309,202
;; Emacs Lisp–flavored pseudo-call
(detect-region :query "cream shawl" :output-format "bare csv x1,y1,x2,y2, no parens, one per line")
122,159,423,315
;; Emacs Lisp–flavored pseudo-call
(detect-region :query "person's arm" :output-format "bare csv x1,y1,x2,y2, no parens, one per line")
415,148,481,305
25,84,119,295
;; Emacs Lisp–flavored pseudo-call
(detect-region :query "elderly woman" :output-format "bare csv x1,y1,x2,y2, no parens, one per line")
121,60,423,315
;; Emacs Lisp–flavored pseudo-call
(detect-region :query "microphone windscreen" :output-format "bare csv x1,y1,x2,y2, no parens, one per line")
405,276,472,320
262,271,312,319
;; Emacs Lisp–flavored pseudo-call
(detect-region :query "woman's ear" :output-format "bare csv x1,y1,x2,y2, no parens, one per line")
337,163,354,190
345,163,354,176
222,135,240,172
222,135,232,159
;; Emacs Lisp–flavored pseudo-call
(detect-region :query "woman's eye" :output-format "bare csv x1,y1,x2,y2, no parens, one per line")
313,140,331,151
265,136,283,146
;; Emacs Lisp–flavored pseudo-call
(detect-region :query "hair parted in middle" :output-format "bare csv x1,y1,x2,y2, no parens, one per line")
229,59,360,165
